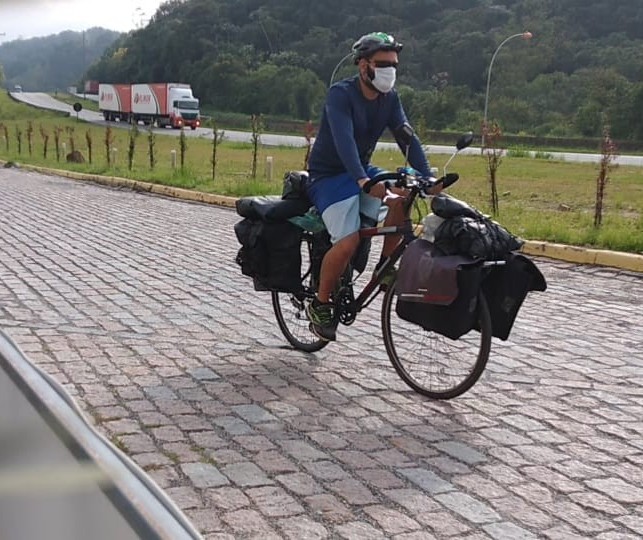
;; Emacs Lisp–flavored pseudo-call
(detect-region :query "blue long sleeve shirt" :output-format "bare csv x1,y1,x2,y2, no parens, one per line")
308,76,430,182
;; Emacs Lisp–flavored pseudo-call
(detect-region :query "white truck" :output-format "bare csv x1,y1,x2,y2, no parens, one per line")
98,82,201,129
131,83,201,129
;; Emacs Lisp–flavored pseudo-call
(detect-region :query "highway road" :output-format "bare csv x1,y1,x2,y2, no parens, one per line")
10,91,643,166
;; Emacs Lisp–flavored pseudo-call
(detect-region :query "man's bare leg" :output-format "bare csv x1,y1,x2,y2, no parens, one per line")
317,232,359,303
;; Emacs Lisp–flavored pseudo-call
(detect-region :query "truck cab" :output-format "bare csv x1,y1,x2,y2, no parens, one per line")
169,87,200,130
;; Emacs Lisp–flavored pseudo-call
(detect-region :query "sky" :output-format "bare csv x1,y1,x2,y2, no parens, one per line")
0,0,166,42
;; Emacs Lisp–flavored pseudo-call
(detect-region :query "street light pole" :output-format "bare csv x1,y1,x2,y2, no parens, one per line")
482,31,532,148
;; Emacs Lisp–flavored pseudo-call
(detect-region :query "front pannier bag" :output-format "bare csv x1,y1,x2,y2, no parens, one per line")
395,239,482,340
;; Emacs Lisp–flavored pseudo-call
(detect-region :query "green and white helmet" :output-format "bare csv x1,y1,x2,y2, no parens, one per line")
352,32,403,63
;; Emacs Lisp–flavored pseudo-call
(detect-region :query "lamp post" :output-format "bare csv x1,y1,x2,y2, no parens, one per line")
482,31,532,148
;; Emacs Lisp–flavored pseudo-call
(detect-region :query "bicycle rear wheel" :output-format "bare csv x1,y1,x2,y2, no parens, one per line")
381,282,491,399
272,234,329,353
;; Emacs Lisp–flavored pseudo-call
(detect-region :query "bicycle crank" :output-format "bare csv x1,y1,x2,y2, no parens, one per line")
335,286,357,326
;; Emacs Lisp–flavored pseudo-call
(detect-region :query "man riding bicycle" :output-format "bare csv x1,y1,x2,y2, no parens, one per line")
306,31,442,341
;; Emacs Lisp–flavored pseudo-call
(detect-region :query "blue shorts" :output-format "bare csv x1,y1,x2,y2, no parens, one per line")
307,166,386,244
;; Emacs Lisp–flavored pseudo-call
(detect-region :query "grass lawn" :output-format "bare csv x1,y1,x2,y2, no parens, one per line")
1,92,641,253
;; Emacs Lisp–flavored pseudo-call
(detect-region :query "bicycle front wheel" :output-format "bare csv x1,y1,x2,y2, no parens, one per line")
272,234,329,353
381,282,491,399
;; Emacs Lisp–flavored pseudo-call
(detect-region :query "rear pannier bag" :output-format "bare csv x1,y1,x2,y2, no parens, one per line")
234,218,303,293
395,239,482,340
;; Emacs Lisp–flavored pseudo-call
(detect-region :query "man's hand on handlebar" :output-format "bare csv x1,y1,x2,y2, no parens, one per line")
425,179,443,196
358,177,388,199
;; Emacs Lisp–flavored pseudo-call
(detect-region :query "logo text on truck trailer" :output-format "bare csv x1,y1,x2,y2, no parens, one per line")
133,93,152,104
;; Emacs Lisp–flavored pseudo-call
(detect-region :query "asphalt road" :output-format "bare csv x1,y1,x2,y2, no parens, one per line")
1,166,642,538
11,92,643,166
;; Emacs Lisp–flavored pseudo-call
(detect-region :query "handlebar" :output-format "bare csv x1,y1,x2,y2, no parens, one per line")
362,169,459,194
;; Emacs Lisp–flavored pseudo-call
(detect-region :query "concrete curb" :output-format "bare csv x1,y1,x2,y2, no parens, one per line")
521,241,643,273
3,160,642,274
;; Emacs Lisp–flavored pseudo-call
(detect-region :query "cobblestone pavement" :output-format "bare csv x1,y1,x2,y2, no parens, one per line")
1,168,642,540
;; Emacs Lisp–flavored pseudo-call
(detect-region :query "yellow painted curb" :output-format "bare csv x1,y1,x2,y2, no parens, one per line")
2,160,642,273
521,241,643,273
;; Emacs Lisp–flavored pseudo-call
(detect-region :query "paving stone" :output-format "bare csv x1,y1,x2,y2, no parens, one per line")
276,473,325,496
304,494,354,523
232,404,278,423
221,509,280,539
181,462,230,488
328,478,378,505
434,491,501,524
586,477,643,504
247,486,305,517
434,441,487,464
206,487,251,511
277,516,329,539
363,505,422,534
483,522,538,540
334,521,387,539
397,468,455,494
221,462,274,487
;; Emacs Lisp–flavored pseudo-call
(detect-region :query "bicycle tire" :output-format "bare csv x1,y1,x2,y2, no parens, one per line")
381,282,491,399
272,235,329,353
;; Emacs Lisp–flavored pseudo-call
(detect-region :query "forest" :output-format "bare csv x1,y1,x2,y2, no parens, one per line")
0,28,120,93
4,0,643,142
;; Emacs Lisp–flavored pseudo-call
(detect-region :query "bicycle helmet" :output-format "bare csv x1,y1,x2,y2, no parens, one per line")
352,32,403,64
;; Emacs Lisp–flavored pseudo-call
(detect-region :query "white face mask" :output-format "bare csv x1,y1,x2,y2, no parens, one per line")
371,66,396,93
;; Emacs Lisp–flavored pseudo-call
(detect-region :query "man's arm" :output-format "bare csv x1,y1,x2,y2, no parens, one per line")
325,87,369,182
389,94,431,177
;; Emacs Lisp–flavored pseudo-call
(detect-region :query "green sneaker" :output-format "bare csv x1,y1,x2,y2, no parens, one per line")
378,265,397,291
306,298,337,341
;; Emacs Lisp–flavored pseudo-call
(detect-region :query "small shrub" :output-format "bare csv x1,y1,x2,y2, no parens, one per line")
105,126,114,166
15,126,22,154
147,124,156,170
53,127,63,162
250,114,263,179
179,126,187,170
85,130,93,164
0,123,9,152
594,125,618,228
128,123,139,170
26,121,34,156
39,126,50,159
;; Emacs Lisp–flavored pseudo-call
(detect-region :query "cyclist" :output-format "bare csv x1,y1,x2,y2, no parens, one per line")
306,31,442,341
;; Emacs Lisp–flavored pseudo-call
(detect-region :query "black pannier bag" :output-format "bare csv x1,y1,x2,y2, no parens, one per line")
282,170,311,203
234,218,303,293
481,252,547,340
431,195,523,260
395,239,483,340
235,195,310,223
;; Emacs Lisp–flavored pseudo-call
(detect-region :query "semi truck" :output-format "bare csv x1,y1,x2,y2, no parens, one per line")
98,83,201,130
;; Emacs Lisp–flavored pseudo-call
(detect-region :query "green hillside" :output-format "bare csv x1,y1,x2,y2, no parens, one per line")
78,0,643,140
0,28,121,92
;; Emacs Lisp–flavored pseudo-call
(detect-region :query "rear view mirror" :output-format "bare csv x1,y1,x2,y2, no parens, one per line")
394,122,415,147
456,131,474,151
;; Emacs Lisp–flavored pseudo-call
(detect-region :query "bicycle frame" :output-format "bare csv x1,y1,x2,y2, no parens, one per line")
337,191,423,317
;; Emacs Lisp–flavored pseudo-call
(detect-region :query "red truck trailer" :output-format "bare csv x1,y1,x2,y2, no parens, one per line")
98,84,132,122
